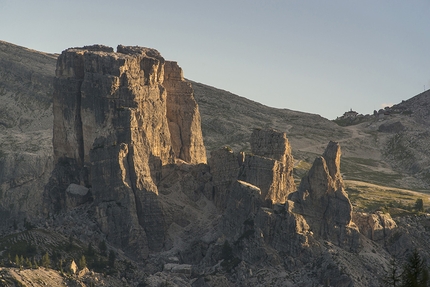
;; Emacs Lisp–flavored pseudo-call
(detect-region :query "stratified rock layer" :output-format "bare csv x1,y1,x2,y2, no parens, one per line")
50,45,206,259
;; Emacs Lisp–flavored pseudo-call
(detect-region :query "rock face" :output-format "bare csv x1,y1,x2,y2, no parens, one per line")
353,211,397,242
207,147,242,209
164,61,207,164
49,45,206,259
240,128,295,204
208,128,296,209
289,141,359,249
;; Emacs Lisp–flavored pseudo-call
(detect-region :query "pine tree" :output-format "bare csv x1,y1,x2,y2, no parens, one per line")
14,254,20,267
108,250,116,267
78,255,87,269
33,258,39,269
414,199,424,212
383,258,401,287
59,259,64,273
25,257,32,269
98,240,107,256
86,242,95,257
401,250,429,287
41,252,50,268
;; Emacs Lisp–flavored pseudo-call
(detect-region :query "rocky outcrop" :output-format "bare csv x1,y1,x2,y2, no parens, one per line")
208,128,296,209
221,179,313,268
164,61,207,164
207,147,242,209
353,211,397,242
49,45,207,259
222,180,262,239
289,141,359,250
240,129,295,204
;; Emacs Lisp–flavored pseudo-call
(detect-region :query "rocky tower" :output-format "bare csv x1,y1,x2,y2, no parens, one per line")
239,128,296,204
289,141,359,249
208,128,296,209
164,61,206,164
51,45,206,259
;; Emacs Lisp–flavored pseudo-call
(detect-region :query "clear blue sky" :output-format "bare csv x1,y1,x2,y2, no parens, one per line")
1,0,429,119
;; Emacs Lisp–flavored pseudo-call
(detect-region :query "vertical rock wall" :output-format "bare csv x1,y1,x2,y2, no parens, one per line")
239,129,296,204
50,45,207,259
164,61,207,164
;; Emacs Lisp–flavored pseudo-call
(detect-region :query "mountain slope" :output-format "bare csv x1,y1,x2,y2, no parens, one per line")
0,41,56,224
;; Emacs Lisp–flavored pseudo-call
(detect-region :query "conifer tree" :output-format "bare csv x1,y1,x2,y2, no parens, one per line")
401,250,429,287
414,199,424,212
383,258,401,287
25,257,32,269
99,240,107,256
33,258,39,269
41,252,50,268
108,250,116,267
14,254,20,267
86,242,95,256
78,255,87,269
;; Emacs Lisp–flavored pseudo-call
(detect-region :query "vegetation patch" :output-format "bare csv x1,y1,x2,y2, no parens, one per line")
345,180,430,215
341,157,404,187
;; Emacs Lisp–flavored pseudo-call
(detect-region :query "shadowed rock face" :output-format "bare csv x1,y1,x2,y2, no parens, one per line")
49,45,206,259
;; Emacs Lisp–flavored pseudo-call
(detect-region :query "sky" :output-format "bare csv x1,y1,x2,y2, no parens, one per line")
1,0,430,119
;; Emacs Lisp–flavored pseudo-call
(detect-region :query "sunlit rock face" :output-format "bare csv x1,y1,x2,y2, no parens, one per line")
164,61,207,165
241,128,296,204
50,45,206,259
208,128,296,209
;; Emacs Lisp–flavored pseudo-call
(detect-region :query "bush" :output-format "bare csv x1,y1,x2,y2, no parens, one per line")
414,199,424,212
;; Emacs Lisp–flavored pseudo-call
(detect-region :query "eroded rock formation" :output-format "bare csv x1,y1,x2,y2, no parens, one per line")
289,141,360,250
164,61,207,164
48,45,206,259
240,128,295,204
208,128,296,209
353,211,397,242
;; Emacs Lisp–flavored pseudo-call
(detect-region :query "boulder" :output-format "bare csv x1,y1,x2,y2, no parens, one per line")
65,183,90,210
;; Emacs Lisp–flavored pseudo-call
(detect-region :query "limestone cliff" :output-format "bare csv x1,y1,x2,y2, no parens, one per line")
48,45,206,259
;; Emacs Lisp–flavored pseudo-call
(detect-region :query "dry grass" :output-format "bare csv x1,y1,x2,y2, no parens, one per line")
345,180,430,215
